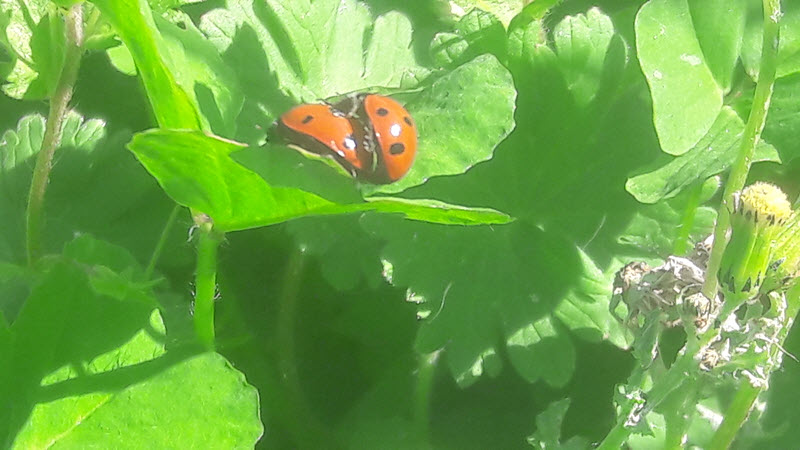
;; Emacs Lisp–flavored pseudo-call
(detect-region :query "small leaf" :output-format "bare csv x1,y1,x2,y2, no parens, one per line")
552,8,616,106
27,11,66,98
626,107,780,203
636,0,723,155
430,9,506,68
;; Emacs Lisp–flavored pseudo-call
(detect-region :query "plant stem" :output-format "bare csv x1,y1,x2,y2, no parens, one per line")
193,216,222,350
708,382,760,450
673,182,703,255
25,4,84,266
413,350,440,442
702,0,781,299
145,204,182,279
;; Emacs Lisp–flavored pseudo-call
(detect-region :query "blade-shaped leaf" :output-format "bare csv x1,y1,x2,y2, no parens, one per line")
89,0,201,129
626,107,780,204
128,130,512,230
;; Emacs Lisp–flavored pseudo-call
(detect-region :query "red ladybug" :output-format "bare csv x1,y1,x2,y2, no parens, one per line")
336,94,418,184
274,94,417,184
273,103,371,175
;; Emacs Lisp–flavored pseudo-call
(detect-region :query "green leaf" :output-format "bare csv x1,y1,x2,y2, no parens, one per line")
198,0,427,144
200,0,424,106
430,9,506,68
741,0,800,79
552,7,619,107
366,219,627,387
527,399,590,450
14,352,263,448
636,0,723,155
89,0,201,129
0,112,154,263
0,0,50,98
618,178,719,258
26,10,66,98
2,237,262,446
763,73,800,163
449,0,526,27
0,114,44,261
364,54,517,195
128,130,512,230
686,0,745,91
626,107,780,203
154,13,243,136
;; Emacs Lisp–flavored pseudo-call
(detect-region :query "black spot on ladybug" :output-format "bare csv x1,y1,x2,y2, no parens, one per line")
403,116,413,127
389,143,405,155
376,108,389,116
302,115,314,124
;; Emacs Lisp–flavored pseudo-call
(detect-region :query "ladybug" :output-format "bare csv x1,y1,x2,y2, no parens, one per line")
273,103,372,176
336,94,418,184
273,94,417,184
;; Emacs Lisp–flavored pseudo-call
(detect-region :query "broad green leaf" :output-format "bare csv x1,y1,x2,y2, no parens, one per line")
365,218,628,387
626,107,780,203
200,0,424,106
15,352,263,448
199,0,426,144
687,0,745,91
285,215,386,291
364,54,517,195
636,0,723,155
741,0,800,79
89,0,201,129
552,7,617,106
526,399,590,450
128,130,512,230
3,236,262,447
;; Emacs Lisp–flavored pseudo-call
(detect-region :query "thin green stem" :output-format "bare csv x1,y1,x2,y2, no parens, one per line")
673,182,704,255
25,4,84,266
193,217,222,350
702,0,781,299
145,204,182,279
708,382,761,450
413,351,440,442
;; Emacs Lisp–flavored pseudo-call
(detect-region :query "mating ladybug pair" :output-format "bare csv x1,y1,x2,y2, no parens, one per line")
274,93,417,184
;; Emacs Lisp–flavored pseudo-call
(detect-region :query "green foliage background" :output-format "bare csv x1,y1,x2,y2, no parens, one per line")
1,0,799,448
